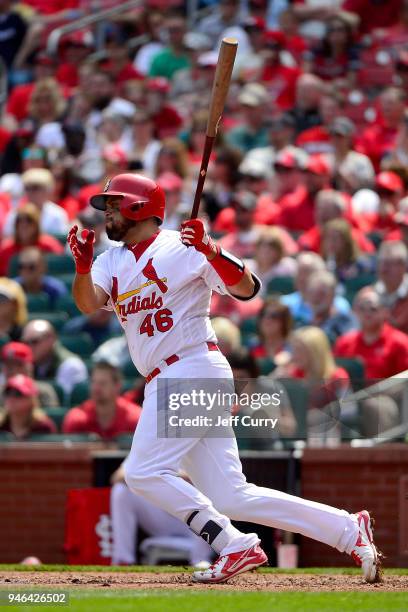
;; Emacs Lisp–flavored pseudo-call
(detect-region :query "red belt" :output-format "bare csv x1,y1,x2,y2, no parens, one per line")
145,342,219,384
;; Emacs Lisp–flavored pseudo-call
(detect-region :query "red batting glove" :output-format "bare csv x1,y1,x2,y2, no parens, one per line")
67,225,95,274
180,219,217,258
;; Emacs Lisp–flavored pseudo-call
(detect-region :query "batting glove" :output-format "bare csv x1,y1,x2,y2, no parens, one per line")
67,224,95,274
180,219,217,259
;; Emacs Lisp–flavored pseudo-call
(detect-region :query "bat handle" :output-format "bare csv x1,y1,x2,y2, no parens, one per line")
190,135,216,220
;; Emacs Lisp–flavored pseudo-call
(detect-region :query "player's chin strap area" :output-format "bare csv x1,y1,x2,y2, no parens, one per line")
211,247,261,301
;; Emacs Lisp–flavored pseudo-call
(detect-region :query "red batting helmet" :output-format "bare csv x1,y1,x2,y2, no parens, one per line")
90,173,165,224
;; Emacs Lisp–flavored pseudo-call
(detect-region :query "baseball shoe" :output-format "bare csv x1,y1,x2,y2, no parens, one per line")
191,543,267,584
350,510,382,583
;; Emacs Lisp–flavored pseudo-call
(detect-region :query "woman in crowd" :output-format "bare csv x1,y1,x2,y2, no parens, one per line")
154,138,188,180
0,204,63,276
129,109,161,175
0,374,56,440
0,278,27,343
28,78,67,128
252,227,297,294
251,299,292,363
321,218,375,282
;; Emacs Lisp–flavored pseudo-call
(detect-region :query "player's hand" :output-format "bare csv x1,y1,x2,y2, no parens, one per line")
180,219,217,259
67,224,95,274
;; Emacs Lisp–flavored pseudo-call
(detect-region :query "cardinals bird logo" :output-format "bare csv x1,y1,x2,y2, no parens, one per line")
142,258,168,293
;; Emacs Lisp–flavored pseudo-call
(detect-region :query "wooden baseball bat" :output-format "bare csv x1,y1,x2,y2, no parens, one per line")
190,38,238,219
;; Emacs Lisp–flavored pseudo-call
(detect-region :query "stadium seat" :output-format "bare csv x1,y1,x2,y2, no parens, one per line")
55,294,81,317
47,381,65,407
26,433,100,442
27,311,68,330
278,379,308,439
7,255,19,277
59,273,75,291
255,357,276,376
59,332,94,358
266,276,295,296
122,360,141,378
115,433,133,449
0,431,14,442
26,292,52,312
45,254,75,275
69,381,90,407
44,407,68,431
335,357,365,388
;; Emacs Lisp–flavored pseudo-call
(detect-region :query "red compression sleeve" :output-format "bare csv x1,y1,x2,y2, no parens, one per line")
209,246,245,286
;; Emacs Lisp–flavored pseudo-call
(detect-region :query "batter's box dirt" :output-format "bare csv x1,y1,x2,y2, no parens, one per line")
0,571,407,592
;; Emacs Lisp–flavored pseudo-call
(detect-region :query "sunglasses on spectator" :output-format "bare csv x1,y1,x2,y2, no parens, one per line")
356,303,381,313
18,262,37,271
262,311,283,319
25,184,44,191
4,388,24,398
16,216,35,223
327,25,346,33
24,337,45,346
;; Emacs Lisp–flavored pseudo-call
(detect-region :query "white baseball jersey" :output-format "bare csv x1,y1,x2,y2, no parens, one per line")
91,229,256,377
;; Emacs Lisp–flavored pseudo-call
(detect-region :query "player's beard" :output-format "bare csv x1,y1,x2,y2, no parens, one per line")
106,217,135,241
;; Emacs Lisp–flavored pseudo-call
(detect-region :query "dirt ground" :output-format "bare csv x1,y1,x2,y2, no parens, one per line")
0,571,407,592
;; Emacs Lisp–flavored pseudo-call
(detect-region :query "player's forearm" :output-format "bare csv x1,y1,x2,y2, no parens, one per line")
72,273,100,314
225,267,255,298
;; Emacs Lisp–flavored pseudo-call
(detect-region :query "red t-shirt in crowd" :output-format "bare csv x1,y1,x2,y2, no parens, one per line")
356,123,399,170
275,186,316,231
298,225,375,254
342,0,402,34
6,82,71,121
153,105,183,139
260,64,301,110
334,322,408,380
62,397,141,441
0,235,64,276
22,0,79,14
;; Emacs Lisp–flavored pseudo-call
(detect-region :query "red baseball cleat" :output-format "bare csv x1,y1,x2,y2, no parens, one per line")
191,543,268,584
350,510,383,583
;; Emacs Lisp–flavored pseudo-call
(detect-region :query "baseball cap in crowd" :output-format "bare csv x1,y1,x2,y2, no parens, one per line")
146,77,170,94
59,29,94,49
306,154,331,176
274,146,308,171
263,30,286,48
329,116,355,137
197,51,218,68
238,83,268,107
22,168,54,190
183,31,212,51
231,191,257,211
242,16,265,31
1,342,33,364
157,172,183,192
239,156,272,180
4,374,37,398
376,171,404,194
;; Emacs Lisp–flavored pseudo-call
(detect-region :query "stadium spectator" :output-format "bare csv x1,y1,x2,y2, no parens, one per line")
334,286,408,379
375,241,408,334
357,87,406,169
217,191,261,259
0,342,58,408
210,317,242,357
171,39,215,103
298,189,375,254
327,117,375,193
252,227,297,293
110,463,212,566
197,0,241,45
243,113,296,175
321,218,375,282
296,93,343,155
342,0,402,34
62,362,141,441
144,78,183,140
281,252,351,324
62,309,121,350
250,299,292,362
133,12,165,75
225,83,270,153
149,15,191,80
3,169,69,237
289,74,324,135
233,15,266,81
207,147,243,215
0,278,27,342
14,247,67,309
259,30,301,111
0,0,27,70
277,154,331,231
0,203,63,276
21,319,88,397
303,14,360,83
28,78,67,129
157,173,188,230
154,138,188,179
304,270,357,343
0,374,56,440
365,171,404,233
128,109,161,176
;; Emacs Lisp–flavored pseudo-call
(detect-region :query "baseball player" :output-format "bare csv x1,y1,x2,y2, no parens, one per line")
68,173,381,584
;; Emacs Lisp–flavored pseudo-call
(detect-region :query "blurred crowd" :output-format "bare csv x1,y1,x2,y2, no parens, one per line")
0,0,408,446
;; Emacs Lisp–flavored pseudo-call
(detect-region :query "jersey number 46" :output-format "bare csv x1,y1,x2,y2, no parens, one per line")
140,309,174,337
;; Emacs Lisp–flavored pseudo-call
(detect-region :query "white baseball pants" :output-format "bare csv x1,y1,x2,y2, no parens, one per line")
110,482,212,565
124,349,359,556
